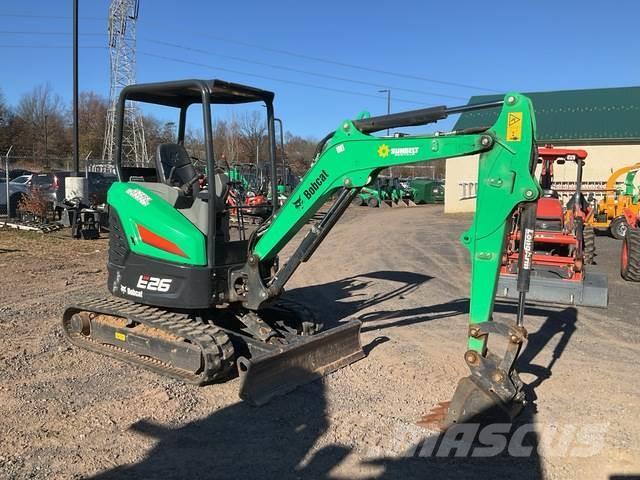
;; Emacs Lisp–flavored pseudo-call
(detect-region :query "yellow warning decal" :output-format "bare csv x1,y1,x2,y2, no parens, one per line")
506,112,523,141
115,332,126,342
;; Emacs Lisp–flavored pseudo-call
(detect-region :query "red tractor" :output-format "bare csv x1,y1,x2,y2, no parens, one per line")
497,146,607,307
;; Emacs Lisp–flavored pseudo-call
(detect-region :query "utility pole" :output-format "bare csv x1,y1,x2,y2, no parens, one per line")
66,0,88,201
378,89,391,136
72,0,79,176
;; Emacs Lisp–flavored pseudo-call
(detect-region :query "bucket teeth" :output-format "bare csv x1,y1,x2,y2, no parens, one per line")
417,401,451,431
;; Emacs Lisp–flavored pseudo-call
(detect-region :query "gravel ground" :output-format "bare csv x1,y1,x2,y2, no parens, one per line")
0,205,638,479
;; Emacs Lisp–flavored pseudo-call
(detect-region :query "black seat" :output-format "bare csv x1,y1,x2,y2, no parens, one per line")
156,143,198,189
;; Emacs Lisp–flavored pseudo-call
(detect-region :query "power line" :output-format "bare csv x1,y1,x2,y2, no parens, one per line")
144,26,500,93
139,51,437,107
0,28,468,101
0,30,106,36
0,11,497,93
142,38,467,101
0,45,105,48
0,13,104,20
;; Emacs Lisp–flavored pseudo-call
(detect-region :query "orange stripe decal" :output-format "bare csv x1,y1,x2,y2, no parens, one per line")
137,224,188,258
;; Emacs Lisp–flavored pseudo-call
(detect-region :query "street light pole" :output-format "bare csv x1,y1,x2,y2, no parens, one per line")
378,89,391,136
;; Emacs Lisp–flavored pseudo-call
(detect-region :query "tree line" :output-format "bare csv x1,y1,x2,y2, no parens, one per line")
0,83,444,179
0,84,318,175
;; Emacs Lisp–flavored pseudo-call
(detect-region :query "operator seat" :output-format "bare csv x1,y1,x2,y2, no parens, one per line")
156,143,198,192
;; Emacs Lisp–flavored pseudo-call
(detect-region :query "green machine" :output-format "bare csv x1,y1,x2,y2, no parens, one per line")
411,178,445,204
354,176,412,207
62,79,541,426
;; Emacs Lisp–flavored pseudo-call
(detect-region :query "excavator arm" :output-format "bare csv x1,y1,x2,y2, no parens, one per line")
247,93,539,332
236,93,541,422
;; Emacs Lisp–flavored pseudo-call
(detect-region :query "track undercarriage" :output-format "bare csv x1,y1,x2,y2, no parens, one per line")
62,297,363,405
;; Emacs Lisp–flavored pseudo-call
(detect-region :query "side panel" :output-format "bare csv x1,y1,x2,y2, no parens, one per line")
107,182,207,266
107,209,212,309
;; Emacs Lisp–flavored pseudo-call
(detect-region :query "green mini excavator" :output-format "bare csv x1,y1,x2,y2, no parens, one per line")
63,79,541,426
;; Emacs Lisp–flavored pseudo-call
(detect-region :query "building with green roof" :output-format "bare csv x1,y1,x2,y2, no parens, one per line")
445,86,640,212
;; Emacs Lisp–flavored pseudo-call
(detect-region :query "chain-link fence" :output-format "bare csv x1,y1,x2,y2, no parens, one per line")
1,154,116,220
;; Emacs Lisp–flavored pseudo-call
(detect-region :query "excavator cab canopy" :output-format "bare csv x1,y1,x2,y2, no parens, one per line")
113,79,277,177
113,78,279,271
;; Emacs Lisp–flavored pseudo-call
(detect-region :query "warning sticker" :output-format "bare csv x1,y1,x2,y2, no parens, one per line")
115,332,126,342
506,112,523,141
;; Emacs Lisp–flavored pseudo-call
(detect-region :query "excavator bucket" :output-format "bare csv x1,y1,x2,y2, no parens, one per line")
380,200,391,208
419,319,527,430
419,377,524,430
237,319,364,405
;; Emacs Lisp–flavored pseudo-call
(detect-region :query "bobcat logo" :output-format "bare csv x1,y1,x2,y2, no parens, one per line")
293,196,303,209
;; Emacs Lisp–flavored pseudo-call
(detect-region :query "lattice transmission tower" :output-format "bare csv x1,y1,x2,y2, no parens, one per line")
102,0,148,166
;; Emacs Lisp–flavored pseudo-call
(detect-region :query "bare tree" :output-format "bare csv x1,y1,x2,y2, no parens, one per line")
14,83,68,164
0,88,12,153
238,111,267,164
226,115,241,164
78,91,108,161
285,132,318,175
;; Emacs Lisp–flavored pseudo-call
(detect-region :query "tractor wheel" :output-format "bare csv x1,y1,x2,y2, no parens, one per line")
351,196,365,207
367,197,379,208
610,216,628,240
583,225,596,265
621,227,640,281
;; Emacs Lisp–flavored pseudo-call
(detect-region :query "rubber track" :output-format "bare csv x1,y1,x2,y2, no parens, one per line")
622,227,640,281
62,296,235,385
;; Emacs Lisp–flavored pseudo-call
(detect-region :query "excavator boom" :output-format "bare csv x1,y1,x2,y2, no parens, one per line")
249,93,539,340
240,93,540,424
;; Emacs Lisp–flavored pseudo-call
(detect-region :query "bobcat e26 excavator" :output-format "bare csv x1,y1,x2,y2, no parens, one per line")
63,79,541,426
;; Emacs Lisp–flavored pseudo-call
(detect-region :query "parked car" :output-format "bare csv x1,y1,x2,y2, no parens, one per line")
52,171,117,205
9,169,33,180
0,179,29,217
10,173,59,203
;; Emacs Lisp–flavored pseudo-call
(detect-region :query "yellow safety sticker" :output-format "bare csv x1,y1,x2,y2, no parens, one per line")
506,112,523,141
115,332,126,342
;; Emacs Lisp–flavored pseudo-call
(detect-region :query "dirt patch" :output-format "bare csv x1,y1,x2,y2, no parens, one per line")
0,206,638,479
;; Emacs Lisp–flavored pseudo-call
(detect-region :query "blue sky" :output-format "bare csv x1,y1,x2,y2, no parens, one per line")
1,0,639,138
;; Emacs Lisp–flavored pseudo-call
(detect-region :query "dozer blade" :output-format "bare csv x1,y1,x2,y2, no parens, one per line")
237,319,364,406
497,270,608,308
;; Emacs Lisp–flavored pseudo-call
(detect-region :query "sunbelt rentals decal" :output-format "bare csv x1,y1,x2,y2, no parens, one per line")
377,144,420,158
